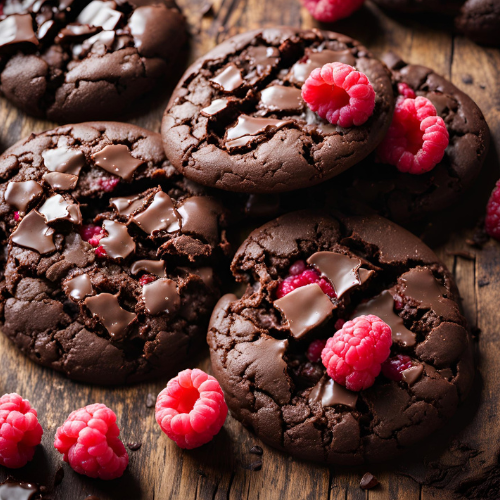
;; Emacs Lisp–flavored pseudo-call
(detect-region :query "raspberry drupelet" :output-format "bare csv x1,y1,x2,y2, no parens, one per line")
485,180,500,241
155,369,228,449
0,393,43,469
321,315,392,391
54,403,129,480
302,0,364,23
381,355,413,382
276,260,336,299
377,96,449,175
306,339,327,363
302,62,376,128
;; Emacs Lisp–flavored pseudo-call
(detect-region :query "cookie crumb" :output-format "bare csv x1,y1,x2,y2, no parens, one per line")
360,472,379,490
127,442,142,451
146,393,156,408
54,465,65,486
462,74,473,85
250,446,263,455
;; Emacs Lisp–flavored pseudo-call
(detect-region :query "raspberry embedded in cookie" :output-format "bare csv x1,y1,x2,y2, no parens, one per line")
306,339,327,363
321,315,392,391
377,96,449,174
381,354,413,381
302,62,376,128
302,0,365,23
485,180,500,241
276,261,336,299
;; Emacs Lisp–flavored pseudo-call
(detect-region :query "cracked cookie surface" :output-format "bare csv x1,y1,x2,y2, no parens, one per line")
208,210,474,464
161,27,395,194
0,121,228,384
0,0,186,122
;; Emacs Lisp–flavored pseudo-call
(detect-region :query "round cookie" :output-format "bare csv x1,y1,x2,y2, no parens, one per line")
325,54,490,223
455,0,500,46
0,0,186,122
161,27,395,194
208,210,474,464
0,122,228,385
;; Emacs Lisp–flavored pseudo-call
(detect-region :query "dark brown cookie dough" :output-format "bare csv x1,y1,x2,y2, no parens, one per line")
323,54,490,223
0,122,229,385
0,0,186,122
162,27,395,194
208,211,474,464
455,0,500,46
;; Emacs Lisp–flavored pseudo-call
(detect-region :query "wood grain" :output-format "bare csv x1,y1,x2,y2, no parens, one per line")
0,1,499,499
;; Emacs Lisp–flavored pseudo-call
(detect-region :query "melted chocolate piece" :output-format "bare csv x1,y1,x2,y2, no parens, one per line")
132,191,179,234
42,172,78,190
351,290,416,347
177,196,220,244
142,278,180,315
77,1,123,30
42,147,85,176
4,180,43,212
402,364,423,386
56,23,100,43
309,376,358,408
210,64,244,92
85,293,136,338
201,99,229,117
93,145,144,181
11,210,55,254
130,259,166,277
38,194,82,224
226,115,292,149
360,473,379,490
307,251,365,298
99,220,135,259
80,29,115,55
245,45,280,69
274,283,334,339
0,14,39,48
67,273,93,300
110,194,144,216
129,4,169,56
290,49,356,84
260,85,303,112
0,479,38,500
400,268,456,318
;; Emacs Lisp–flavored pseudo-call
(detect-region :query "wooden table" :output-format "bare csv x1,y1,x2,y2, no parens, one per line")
0,1,499,499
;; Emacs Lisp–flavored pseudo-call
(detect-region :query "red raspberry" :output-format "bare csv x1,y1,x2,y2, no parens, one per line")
485,180,500,241
381,354,413,382
80,224,102,243
397,82,416,99
321,315,392,391
334,318,346,330
276,264,336,299
13,211,20,221
54,403,128,480
0,393,43,469
94,246,107,257
377,96,449,175
302,62,375,128
302,0,364,23
139,274,156,286
155,369,228,449
306,339,327,363
97,177,119,192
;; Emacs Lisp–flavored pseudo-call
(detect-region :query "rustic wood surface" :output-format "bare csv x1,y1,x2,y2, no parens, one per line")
0,1,499,499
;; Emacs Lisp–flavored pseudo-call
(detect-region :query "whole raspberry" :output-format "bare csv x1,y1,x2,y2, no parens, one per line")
0,393,43,469
377,96,449,175
485,180,500,241
277,261,336,299
302,0,364,23
381,355,412,381
306,339,327,363
302,62,375,128
397,82,416,99
155,369,228,449
54,403,129,480
321,315,392,391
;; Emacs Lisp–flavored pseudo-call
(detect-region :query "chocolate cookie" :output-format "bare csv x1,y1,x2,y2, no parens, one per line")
0,122,228,385
0,0,186,122
161,28,395,194
324,54,490,223
455,0,500,46
208,211,474,464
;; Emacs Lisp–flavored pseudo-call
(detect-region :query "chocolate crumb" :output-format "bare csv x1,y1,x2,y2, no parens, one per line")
250,446,263,455
462,74,473,85
146,393,156,408
127,442,142,451
478,279,490,288
360,472,379,490
54,465,64,486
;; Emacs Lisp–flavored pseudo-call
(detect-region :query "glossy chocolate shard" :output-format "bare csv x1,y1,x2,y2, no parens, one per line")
210,64,244,92
226,115,292,149
0,478,39,500
110,194,145,216
130,259,166,277
402,364,423,386
42,172,78,191
131,191,179,234
142,278,180,315
85,293,136,338
42,147,85,176
38,194,82,224
0,14,39,48
177,196,221,245
11,210,55,254
260,85,303,112
93,144,144,181
309,376,358,408
66,273,93,300
274,283,334,339
4,180,43,212
201,99,229,117
99,220,135,259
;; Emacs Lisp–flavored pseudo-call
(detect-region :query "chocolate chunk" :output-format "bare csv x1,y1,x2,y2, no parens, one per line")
110,194,145,216
130,259,166,277
77,1,123,30
11,210,55,254
127,442,142,451
201,99,229,117
93,145,144,181
274,283,334,339
260,85,303,112
210,64,244,92
85,293,136,338
42,147,85,176
0,14,39,48
132,191,179,234
38,194,82,224
401,364,424,385
4,180,43,213
42,172,78,191
99,220,135,259
56,23,100,44
142,278,180,315
360,472,379,490
250,445,263,455
177,196,221,245
309,376,358,408
66,274,93,300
